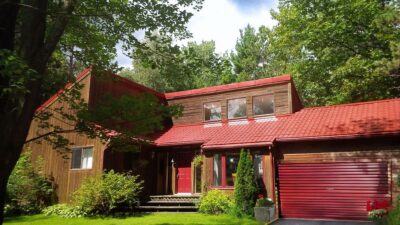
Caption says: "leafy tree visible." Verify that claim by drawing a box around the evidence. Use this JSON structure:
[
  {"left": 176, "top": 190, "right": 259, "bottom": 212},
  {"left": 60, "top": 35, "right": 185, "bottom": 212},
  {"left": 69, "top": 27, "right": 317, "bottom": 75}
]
[
  {"left": 234, "top": 150, "right": 257, "bottom": 216},
  {"left": 0, "top": 0, "right": 202, "bottom": 223},
  {"left": 121, "top": 35, "right": 234, "bottom": 92},
  {"left": 231, "top": 25, "right": 270, "bottom": 81},
  {"left": 265, "top": 0, "right": 400, "bottom": 106}
]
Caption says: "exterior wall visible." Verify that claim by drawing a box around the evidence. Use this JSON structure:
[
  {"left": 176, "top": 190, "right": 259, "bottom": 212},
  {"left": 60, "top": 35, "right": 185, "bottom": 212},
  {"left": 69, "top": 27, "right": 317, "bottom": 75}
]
[
  {"left": 26, "top": 74, "right": 108, "bottom": 202},
  {"left": 276, "top": 137, "right": 400, "bottom": 204},
  {"left": 167, "top": 82, "right": 291, "bottom": 125}
]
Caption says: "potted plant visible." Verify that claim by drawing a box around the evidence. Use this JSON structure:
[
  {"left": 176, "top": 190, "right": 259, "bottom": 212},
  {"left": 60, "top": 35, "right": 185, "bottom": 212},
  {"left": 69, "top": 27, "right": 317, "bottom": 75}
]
[{"left": 254, "top": 194, "right": 275, "bottom": 223}]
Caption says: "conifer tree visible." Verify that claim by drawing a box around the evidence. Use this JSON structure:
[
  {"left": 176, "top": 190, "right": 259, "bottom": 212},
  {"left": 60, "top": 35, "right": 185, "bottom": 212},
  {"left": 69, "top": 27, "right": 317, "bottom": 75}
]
[{"left": 234, "top": 149, "right": 257, "bottom": 216}]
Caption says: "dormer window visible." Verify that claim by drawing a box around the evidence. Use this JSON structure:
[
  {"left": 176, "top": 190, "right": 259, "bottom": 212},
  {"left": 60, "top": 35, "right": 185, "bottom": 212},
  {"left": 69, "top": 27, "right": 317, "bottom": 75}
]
[
  {"left": 204, "top": 102, "right": 221, "bottom": 121},
  {"left": 228, "top": 98, "right": 247, "bottom": 119},
  {"left": 253, "top": 94, "right": 274, "bottom": 116}
]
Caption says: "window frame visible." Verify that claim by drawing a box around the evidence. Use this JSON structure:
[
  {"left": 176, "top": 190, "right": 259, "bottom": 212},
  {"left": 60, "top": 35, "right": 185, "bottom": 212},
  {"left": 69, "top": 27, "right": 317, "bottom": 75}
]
[
  {"left": 70, "top": 146, "right": 94, "bottom": 170},
  {"left": 227, "top": 97, "right": 247, "bottom": 120},
  {"left": 209, "top": 152, "right": 263, "bottom": 189},
  {"left": 203, "top": 101, "right": 222, "bottom": 122},
  {"left": 252, "top": 94, "right": 275, "bottom": 117}
]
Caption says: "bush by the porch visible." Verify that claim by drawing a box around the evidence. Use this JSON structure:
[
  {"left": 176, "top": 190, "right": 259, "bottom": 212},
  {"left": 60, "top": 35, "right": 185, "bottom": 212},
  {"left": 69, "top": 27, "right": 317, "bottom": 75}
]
[
  {"left": 198, "top": 190, "right": 234, "bottom": 215},
  {"left": 72, "top": 170, "right": 143, "bottom": 215},
  {"left": 234, "top": 149, "right": 257, "bottom": 216}
]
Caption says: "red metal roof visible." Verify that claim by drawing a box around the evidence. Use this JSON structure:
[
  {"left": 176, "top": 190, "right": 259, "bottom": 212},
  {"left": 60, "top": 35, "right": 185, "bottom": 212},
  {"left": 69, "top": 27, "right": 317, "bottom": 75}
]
[
  {"left": 155, "top": 98, "right": 400, "bottom": 149},
  {"left": 164, "top": 75, "right": 291, "bottom": 99}
]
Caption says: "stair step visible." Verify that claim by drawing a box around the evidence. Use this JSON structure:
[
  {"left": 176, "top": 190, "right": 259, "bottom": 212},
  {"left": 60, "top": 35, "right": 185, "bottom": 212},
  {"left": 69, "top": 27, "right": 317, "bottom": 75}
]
[
  {"left": 137, "top": 206, "right": 198, "bottom": 210},
  {"left": 146, "top": 201, "right": 198, "bottom": 204}
]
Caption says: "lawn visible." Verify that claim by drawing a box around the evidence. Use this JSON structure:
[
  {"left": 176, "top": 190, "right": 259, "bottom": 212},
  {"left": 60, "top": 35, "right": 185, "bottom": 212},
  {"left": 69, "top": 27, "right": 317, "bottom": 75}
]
[{"left": 4, "top": 213, "right": 259, "bottom": 225}]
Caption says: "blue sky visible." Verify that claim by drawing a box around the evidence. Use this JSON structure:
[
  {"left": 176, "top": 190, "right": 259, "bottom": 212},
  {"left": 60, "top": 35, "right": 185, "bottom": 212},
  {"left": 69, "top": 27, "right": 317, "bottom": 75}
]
[{"left": 116, "top": 0, "right": 279, "bottom": 68}]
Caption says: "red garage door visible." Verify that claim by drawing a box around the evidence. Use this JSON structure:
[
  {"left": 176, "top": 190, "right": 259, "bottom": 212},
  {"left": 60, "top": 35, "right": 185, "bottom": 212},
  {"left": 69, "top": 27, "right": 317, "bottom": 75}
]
[{"left": 278, "top": 162, "right": 390, "bottom": 220}]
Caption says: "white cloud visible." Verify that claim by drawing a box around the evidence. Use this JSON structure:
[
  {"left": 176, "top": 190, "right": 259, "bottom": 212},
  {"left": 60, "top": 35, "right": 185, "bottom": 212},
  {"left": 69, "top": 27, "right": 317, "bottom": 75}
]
[
  {"left": 116, "top": 0, "right": 278, "bottom": 67},
  {"left": 181, "top": 0, "right": 278, "bottom": 53}
]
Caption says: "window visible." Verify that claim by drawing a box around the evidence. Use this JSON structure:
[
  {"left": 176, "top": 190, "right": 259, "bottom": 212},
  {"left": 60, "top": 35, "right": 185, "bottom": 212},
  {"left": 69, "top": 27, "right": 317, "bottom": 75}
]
[
  {"left": 204, "top": 102, "right": 221, "bottom": 121},
  {"left": 253, "top": 154, "right": 265, "bottom": 189},
  {"left": 211, "top": 153, "right": 239, "bottom": 187},
  {"left": 71, "top": 147, "right": 93, "bottom": 169},
  {"left": 253, "top": 95, "right": 274, "bottom": 116},
  {"left": 225, "top": 154, "right": 240, "bottom": 186},
  {"left": 228, "top": 98, "right": 247, "bottom": 119},
  {"left": 213, "top": 154, "right": 222, "bottom": 186}
]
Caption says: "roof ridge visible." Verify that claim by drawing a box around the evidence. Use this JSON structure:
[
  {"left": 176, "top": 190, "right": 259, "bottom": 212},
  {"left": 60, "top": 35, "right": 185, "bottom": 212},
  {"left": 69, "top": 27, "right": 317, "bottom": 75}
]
[
  {"left": 165, "top": 74, "right": 292, "bottom": 99},
  {"left": 299, "top": 98, "right": 400, "bottom": 112}
]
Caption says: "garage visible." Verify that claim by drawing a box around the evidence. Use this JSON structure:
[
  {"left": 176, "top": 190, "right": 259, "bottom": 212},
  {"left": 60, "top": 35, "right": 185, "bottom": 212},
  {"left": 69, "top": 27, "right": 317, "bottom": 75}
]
[{"left": 278, "top": 162, "right": 391, "bottom": 220}]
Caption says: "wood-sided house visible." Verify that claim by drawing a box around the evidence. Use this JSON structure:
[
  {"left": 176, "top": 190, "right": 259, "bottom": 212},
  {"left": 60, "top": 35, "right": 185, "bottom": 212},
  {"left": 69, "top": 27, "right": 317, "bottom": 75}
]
[{"left": 26, "top": 67, "right": 400, "bottom": 221}]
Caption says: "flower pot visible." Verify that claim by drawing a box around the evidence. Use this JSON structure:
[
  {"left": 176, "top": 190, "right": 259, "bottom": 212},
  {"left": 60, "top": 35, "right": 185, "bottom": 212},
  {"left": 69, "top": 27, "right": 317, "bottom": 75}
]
[{"left": 254, "top": 205, "right": 275, "bottom": 222}]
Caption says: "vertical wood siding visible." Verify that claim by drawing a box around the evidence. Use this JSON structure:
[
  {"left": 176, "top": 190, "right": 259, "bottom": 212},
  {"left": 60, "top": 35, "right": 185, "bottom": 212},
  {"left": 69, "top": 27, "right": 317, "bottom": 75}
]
[{"left": 167, "top": 83, "right": 290, "bottom": 125}]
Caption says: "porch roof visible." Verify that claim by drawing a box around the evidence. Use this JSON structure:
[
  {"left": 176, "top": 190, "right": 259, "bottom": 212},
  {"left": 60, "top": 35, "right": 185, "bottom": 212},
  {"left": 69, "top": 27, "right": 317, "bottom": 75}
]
[{"left": 154, "top": 98, "right": 400, "bottom": 149}]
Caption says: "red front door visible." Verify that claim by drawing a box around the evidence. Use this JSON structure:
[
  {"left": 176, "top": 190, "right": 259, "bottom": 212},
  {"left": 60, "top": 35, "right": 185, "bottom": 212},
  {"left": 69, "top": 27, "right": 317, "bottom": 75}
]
[{"left": 175, "top": 152, "right": 193, "bottom": 193}]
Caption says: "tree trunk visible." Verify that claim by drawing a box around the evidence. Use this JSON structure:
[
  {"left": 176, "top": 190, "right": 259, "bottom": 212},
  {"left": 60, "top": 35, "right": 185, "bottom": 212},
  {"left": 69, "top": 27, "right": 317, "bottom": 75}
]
[{"left": 0, "top": 1, "right": 76, "bottom": 224}]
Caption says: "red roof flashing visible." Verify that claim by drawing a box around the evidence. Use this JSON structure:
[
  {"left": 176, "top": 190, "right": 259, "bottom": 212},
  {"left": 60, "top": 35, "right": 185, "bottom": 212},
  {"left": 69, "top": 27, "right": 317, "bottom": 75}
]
[{"left": 165, "top": 75, "right": 291, "bottom": 99}]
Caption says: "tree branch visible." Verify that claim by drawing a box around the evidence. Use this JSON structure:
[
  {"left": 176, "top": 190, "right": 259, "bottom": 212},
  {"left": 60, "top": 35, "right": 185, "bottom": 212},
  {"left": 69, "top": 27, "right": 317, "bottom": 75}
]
[{"left": 24, "top": 129, "right": 76, "bottom": 144}]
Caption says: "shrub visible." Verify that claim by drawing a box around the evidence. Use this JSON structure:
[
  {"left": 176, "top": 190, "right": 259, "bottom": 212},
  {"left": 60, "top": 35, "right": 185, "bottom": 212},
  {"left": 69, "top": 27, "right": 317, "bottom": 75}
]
[
  {"left": 5, "top": 150, "right": 55, "bottom": 216},
  {"left": 73, "top": 170, "right": 143, "bottom": 215},
  {"left": 255, "top": 194, "right": 274, "bottom": 207},
  {"left": 198, "top": 190, "right": 234, "bottom": 214},
  {"left": 234, "top": 149, "right": 257, "bottom": 216},
  {"left": 42, "top": 204, "right": 86, "bottom": 218}
]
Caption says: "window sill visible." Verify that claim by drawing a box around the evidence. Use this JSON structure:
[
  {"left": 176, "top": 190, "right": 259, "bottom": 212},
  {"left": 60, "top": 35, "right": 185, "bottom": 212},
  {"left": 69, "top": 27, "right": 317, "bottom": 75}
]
[
  {"left": 209, "top": 186, "right": 234, "bottom": 190},
  {"left": 70, "top": 168, "right": 93, "bottom": 171}
]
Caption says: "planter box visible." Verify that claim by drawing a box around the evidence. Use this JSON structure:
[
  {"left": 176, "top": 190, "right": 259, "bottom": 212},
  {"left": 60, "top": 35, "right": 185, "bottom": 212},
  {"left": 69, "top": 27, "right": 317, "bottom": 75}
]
[{"left": 254, "top": 205, "right": 275, "bottom": 223}]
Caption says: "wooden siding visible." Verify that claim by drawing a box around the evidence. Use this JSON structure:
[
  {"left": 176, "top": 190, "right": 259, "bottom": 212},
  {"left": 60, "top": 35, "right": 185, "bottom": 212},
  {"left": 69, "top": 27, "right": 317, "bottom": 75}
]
[
  {"left": 167, "top": 83, "right": 290, "bottom": 125},
  {"left": 276, "top": 137, "right": 400, "bottom": 204},
  {"left": 26, "top": 74, "right": 108, "bottom": 202}
]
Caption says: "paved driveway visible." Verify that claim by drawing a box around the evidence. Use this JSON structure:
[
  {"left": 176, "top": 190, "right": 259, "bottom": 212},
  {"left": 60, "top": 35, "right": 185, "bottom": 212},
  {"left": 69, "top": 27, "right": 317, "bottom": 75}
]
[{"left": 274, "top": 219, "right": 372, "bottom": 225}]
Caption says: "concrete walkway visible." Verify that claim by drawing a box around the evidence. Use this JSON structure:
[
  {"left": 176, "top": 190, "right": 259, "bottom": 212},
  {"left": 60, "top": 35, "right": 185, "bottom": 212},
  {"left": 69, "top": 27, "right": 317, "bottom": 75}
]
[{"left": 274, "top": 219, "right": 372, "bottom": 225}]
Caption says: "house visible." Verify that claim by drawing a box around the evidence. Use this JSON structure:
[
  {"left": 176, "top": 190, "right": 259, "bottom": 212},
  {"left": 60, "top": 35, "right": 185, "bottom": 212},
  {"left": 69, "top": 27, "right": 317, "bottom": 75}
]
[{"left": 25, "top": 67, "right": 400, "bottom": 221}]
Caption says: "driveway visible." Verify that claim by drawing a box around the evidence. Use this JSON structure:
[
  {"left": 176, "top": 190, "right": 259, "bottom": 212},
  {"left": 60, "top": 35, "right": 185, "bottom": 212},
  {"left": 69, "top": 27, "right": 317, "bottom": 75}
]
[{"left": 274, "top": 219, "right": 372, "bottom": 225}]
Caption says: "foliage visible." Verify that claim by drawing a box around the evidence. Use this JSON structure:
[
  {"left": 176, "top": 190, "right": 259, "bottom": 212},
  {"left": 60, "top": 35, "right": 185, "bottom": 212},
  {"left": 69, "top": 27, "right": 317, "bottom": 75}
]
[
  {"left": 5, "top": 150, "right": 55, "bottom": 216},
  {"left": 193, "top": 154, "right": 203, "bottom": 167},
  {"left": 231, "top": 25, "right": 270, "bottom": 81},
  {"left": 198, "top": 190, "right": 234, "bottom": 215},
  {"left": 255, "top": 194, "right": 273, "bottom": 207},
  {"left": 387, "top": 177, "right": 400, "bottom": 225},
  {"left": 234, "top": 150, "right": 257, "bottom": 216},
  {"left": 3, "top": 213, "right": 260, "bottom": 225},
  {"left": 72, "top": 170, "right": 143, "bottom": 215},
  {"left": 42, "top": 204, "right": 86, "bottom": 218},
  {"left": 369, "top": 209, "right": 389, "bottom": 225},
  {"left": 264, "top": 0, "right": 400, "bottom": 106},
  {"left": 120, "top": 35, "right": 234, "bottom": 92}
]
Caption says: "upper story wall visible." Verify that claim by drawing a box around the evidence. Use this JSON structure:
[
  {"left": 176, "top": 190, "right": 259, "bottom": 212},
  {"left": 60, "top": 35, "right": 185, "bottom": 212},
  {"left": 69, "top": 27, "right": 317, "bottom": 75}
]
[{"left": 166, "top": 76, "right": 302, "bottom": 125}]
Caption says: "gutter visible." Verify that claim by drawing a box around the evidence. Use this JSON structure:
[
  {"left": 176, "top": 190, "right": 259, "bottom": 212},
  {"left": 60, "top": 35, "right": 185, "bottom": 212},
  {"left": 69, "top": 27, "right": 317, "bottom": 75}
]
[
  {"left": 276, "top": 131, "right": 400, "bottom": 143},
  {"left": 202, "top": 141, "right": 273, "bottom": 150}
]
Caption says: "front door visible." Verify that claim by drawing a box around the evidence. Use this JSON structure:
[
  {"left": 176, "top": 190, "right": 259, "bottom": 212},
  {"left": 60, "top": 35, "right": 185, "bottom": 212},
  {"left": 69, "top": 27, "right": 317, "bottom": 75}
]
[{"left": 175, "top": 152, "right": 193, "bottom": 193}]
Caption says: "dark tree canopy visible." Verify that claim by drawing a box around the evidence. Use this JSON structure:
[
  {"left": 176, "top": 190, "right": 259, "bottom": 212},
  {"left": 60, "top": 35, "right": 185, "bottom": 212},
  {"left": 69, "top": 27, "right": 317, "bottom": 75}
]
[{"left": 0, "top": 0, "right": 203, "bottom": 223}]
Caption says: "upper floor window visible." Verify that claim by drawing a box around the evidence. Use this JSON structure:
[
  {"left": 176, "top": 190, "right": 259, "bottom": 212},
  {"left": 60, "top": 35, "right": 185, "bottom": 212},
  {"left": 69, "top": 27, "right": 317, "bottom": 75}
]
[
  {"left": 71, "top": 147, "right": 93, "bottom": 169},
  {"left": 253, "top": 94, "right": 274, "bottom": 116},
  {"left": 228, "top": 98, "right": 247, "bottom": 119},
  {"left": 204, "top": 102, "right": 222, "bottom": 121}
]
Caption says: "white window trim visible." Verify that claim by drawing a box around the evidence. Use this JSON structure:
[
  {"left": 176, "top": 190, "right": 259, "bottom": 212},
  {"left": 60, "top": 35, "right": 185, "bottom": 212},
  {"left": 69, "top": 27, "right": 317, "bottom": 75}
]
[{"left": 70, "top": 146, "right": 94, "bottom": 170}]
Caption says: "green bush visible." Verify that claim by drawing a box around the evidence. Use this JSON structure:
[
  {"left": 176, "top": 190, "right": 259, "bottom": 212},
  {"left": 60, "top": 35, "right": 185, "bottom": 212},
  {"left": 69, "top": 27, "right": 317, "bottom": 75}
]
[
  {"left": 234, "top": 149, "right": 257, "bottom": 217},
  {"left": 5, "top": 150, "right": 55, "bottom": 216},
  {"left": 73, "top": 170, "right": 143, "bottom": 215},
  {"left": 42, "top": 204, "right": 86, "bottom": 218},
  {"left": 198, "top": 190, "right": 234, "bottom": 215}
]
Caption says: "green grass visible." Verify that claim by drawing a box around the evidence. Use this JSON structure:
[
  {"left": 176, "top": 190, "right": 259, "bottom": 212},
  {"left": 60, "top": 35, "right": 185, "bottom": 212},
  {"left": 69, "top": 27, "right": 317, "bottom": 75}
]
[{"left": 4, "top": 213, "right": 259, "bottom": 225}]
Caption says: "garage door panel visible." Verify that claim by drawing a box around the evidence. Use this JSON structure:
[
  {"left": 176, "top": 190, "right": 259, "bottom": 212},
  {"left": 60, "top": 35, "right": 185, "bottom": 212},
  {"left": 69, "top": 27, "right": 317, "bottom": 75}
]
[{"left": 278, "top": 162, "right": 390, "bottom": 220}]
